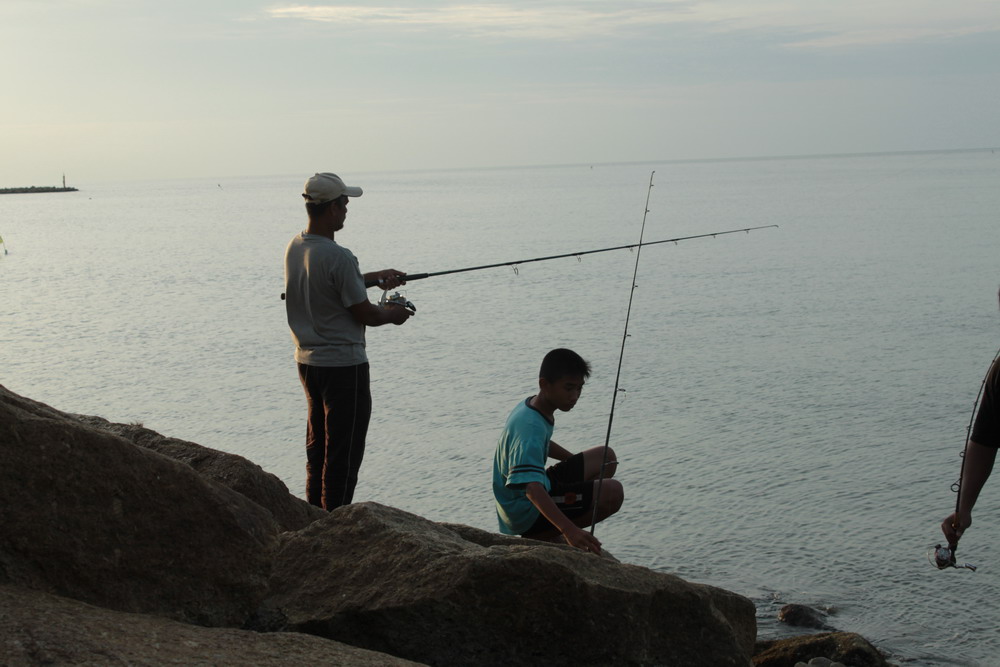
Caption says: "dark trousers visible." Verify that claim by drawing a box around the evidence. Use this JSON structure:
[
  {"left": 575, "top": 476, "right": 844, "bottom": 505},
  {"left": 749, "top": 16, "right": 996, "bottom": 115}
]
[{"left": 297, "top": 362, "right": 372, "bottom": 510}]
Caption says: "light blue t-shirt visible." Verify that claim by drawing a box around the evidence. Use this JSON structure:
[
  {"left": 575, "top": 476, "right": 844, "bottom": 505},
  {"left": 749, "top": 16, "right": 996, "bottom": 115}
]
[{"left": 493, "top": 397, "right": 553, "bottom": 535}]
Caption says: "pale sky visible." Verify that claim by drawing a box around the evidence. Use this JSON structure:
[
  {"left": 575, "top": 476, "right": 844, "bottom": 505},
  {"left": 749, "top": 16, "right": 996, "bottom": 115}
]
[{"left": 2, "top": 0, "right": 998, "bottom": 183}]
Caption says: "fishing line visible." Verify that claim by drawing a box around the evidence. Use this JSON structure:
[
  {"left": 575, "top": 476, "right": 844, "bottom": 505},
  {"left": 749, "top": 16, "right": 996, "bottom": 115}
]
[
  {"left": 590, "top": 170, "right": 656, "bottom": 536},
  {"left": 931, "top": 344, "right": 1000, "bottom": 571}
]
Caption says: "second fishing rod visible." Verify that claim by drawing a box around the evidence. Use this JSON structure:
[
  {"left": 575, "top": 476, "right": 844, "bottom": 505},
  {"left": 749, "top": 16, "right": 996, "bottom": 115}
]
[{"left": 587, "top": 170, "right": 656, "bottom": 537}]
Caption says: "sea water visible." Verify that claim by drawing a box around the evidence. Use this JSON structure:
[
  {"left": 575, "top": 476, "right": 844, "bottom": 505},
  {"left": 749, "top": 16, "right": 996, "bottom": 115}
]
[{"left": 2, "top": 150, "right": 999, "bottom": 665}]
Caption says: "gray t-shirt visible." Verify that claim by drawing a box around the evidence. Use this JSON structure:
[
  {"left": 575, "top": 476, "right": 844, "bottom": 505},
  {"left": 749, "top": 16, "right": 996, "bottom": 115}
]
[{"left": 284, "top": 232, "right": 369, "bottom": 366}]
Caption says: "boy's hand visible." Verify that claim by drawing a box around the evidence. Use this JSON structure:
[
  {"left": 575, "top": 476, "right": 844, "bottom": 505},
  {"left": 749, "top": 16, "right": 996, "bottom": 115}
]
[{"left": 562, "top": 525, "right": 602, "bottom": 555}]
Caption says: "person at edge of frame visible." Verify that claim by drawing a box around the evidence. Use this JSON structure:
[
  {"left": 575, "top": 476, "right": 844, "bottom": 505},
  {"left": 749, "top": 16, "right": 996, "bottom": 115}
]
[
  {"left": 493, "top": 348, "right": 624, "bottom": 555},
  {"left": 941, "top": 287, "right": 1000, "bottom": 546},
  {"left": 284, "top": 172, "right": 411, "bottom": 511}
]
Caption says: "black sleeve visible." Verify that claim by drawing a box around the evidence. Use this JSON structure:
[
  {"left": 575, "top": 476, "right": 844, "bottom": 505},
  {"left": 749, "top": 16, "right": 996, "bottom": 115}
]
[{"left": 971, "top": 358, "right": 1000, "bottom": 448}]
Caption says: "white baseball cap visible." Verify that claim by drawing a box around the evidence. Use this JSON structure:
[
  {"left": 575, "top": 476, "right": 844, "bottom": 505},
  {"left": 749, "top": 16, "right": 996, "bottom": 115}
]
[{"left": 302, "top": 172, "right": 363, "bottom": 204}]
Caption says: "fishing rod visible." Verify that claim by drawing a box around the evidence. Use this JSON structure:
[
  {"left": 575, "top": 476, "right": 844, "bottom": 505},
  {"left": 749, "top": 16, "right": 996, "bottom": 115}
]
[
  {"left": 363, "top": 224, "right": 778, "bottom": 288},
  {"left": 590, "top": 170, "right": 656, "bottom": 537},
  {"left": 279, "top": 223, "right": 778, "bottom": 300},
  {"left": 930, "top": 345, "right": 1000, "bottom": 572}
]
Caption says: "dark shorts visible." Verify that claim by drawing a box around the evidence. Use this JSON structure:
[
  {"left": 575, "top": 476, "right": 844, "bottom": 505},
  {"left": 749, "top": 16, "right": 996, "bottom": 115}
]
[{"left": 521, "top": 452, "right": 595, "bottom": 537}]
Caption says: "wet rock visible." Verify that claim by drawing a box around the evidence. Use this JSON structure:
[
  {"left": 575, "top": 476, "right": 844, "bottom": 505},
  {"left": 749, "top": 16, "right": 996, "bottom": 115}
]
[
  {"left": 0, "top": 384, "right": 279, "bottom": 627},
  {"left": 779, "top": 603, "right": 834, "bottom": 630},
  {"left": 263, "top": 502, "right": 757, "bottom": 667},
  {"left": 753, "top": 632, "right": 894, "bottom": 667},
  {"left": 794, "top": 658, "right": 847, "bottom": 667},
  {"left": 76, "top": 414, "right": 326, "bottom": 532},
  {"left": 0, "top": 582, "right": 423, "bottom": 666}
]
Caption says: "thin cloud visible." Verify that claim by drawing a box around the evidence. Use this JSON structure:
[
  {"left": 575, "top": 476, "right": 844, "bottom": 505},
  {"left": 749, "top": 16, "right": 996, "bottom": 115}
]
[
  {"left": 785, "top": 25, "right": 1000, "bottom": 50},
  {"left": 265, "top": 2, "right": 1000, "bottom": 48},
  {"left": 265, "top": 4, "right": 693, "bottom": 40},
  {"left": 692, "top": 1, "right": 1000, "bottom": 49}
]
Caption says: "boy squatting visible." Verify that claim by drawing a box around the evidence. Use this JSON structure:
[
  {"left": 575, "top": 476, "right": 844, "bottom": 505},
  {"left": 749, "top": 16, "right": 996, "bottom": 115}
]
[{"left": 493, "top": 348, "right": 624, "bottom": 554}]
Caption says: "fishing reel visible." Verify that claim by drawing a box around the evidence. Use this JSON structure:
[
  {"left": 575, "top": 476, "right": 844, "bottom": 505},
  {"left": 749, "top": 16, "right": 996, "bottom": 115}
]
[
  {"left": 927, "top": 544, "right": 977, "bottom": 572},
  {"left": 379, "top": 290, "right": 416, "bottom": 315}
]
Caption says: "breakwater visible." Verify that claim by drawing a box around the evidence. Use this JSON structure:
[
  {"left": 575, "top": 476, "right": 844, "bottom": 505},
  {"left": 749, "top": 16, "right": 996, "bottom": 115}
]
[{"left": 0, "top": 185, "right": 78, "bottom": 194}]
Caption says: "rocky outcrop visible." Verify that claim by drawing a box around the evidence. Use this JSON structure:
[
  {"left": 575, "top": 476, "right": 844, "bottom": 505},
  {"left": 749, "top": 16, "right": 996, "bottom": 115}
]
[
  {"left": 75, "top": 414, "right": 325, "bottom": 533},
  {"left": 264, "top": 502, "right": 757, "bottom": 666},
  {"left": 0, "top": 386, "right": 281, "bottom": 626},
  {"left": 0, "top": 383, "right": 765, "bottom": 665},
  {"left": 0, "top": 583, "right": 423, "bottom": 666},
  {"left": 753, "top": 632, "right": 893, "bottom": 667}
]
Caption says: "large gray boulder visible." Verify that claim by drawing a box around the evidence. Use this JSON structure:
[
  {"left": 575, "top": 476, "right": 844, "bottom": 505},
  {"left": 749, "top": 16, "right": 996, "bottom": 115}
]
[
  {"left": 75, "top": 414, "right": 326, "bottom": 533},
  {"left": 0, "top": 582, "right": 424, "bottom": 666},
  {"left": 264, "top": 502, "right": 757, "bottom": 666},
  {"left": 0, "top": 384, "right": 279, "bottom": 627}
]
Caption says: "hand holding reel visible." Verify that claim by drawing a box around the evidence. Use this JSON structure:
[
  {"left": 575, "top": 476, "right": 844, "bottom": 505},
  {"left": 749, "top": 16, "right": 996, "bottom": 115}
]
[{"left": 379, "top": 290, "right": 416, "bottom": 315}]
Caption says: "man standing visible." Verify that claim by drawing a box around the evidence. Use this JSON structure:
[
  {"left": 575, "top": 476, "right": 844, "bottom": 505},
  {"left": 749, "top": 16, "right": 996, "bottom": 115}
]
[{"left": 284, "top": 172, "right": 411, "bottom": 510}]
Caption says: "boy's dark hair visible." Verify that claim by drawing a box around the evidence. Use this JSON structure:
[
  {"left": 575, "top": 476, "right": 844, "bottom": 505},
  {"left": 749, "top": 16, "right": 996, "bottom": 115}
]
[{"left": 539, "top": 348, "right": 591, "bottom": 383}]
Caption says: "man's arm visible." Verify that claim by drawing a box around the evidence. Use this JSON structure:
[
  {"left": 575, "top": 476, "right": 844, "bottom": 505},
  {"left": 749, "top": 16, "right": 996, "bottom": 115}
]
[
  {"left": 942, "top": 440, "right": 998, "bottom": 544},
  {"left": 525, "top": 481, "right": 602, "bottom": 554},
  {"left": 348, "top": 300, "right": 411, "bottom": 327}
]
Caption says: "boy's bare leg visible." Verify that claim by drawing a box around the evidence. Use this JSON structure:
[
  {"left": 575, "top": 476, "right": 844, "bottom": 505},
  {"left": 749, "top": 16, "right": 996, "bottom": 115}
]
[
  {"left": 580, "top": 446, "right": 618, "bottom": 480},
  {"left": 585, "top": 478, "right": 624, "bottom": 525}
]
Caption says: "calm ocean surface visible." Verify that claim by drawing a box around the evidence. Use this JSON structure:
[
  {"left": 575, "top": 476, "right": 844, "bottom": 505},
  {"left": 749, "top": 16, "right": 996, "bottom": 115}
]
[{"left": 3, "top": 150, "right": 999, "bottom": 665}]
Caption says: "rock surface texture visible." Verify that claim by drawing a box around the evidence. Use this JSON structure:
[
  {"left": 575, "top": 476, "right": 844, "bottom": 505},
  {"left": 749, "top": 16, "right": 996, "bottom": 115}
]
[
  {"left": 75, "top": 414, "right": 325, "bottom": 533},
  {"left": 264, "top": 502, "right": 757, "bottom": 666},
  {"left": 0, "top": 583, "right": 422, "bottom": 666},
  {"left": 0, "top": 386, "right": 278, "bottom": 627}
]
